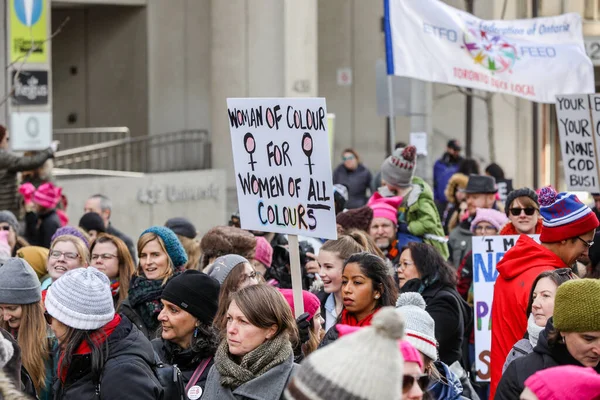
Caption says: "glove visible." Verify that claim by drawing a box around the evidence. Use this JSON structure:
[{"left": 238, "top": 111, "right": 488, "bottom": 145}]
[{"left": 295, "top": 312, "right": 311, "bottom": 344}]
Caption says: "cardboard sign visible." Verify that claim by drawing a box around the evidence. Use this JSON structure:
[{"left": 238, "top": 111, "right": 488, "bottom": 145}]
[
  {"left": 472, "top": 234, "right": 539, "bottom": 382},
  {"left": 227, "top": 98, "right": 337, "bottom": 240},
  {"left": 555, "top": 94, "right": 600, "bottom": 192}
]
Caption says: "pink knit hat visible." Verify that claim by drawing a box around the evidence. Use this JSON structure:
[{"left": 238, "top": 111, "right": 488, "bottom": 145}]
[
  {"left": 470, "top": 208, "right": 508, "bottom": 233},
  {"left": 369, "top": 201, "right": 398, "bottom": 226},
  {"left": 399, "top": 340, "right": 423, "bottom": 371},
  {"left": 278, "top": 288, "right": 321, "bottom": 320},
  {"left": 525, "top": 365, "right": 600, "bottom": 400},
  {"left": 33, "top": 183, "right": 62, "bottom": 209},
  {"left": 254, "top": 236, "right": 273, "bottom": 268}
]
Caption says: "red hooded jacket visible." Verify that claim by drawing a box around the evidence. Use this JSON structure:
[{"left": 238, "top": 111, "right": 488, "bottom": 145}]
[{"left": 489, "top": 234, "right": 567, "bottom": 399}]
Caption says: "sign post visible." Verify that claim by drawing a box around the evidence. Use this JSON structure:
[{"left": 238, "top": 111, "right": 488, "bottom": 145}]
[{"left": 227, "top": 98, "right": 337, "bottom": 317}]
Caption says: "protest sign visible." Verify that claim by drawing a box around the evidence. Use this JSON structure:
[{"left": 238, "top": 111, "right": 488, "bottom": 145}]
[
  {"left": 472, "top": 234, "right": 539, "bottom": 382},
  {"left": 555, "top": 94, "right": 600, "bottom": 192},
  {"left": 384, "top": 0, "right": 594, "bottom": 103}
]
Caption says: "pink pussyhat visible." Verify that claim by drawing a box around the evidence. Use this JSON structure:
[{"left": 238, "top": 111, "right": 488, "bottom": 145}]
[
  {"left": 369, "top": 201, "right": 398, "bottom": 226},
  {"left": 525, "top": 365, "right": 600, "bottom": 400},
  {"left": 33, "top": 183, "right": 62, "bottom": 209}
]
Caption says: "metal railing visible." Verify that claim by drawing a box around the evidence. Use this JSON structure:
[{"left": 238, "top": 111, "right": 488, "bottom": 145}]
[
  {"left": 54, "top": 129, "right": 211, "bottom": 173},
  {"left": 53, "top": 127, "right": 131, "bottom": 150}
]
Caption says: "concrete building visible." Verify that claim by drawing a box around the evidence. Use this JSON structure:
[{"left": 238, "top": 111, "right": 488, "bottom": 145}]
[{"left": 3, "top": 0, "right": 600, "bottom": 215}]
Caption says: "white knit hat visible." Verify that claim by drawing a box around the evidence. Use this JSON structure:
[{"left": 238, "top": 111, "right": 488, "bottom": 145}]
[
  {"left": 285, "top": 307, "right": 405, "bottom": 400},
  {"left": 45, "top": 267, "right": 115, "bottom": 330},
  {"left": 396, "top": 292, "right": 438, "bottom": 361}
]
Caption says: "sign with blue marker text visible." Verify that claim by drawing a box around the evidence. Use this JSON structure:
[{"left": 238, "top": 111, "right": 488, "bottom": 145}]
[
  {"left": 472, "top": 234, "right": 539, "bottom": 382},
  {"left": 227, "top": 98, "right": 337, "bottom": 240}
]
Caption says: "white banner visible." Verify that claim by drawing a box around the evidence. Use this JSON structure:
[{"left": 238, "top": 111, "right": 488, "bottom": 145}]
[
  {"left": 384, "top": 0, "right": 594, "bottom": 103},
  {"left": 472, "top": 234, "right": 539, "bottom": 382},
  {"left": 227, "top": 98, "right": 337, "bottom": 240}
]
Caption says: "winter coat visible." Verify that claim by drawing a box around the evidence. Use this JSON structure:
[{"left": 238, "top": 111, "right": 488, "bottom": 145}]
[
  {"left": 433, "top": 153, "right": 462, "bottom": 204},
  {"left": 24, "top": 209, "right": 61, "bottom": 249},
  {"left": 202, "top": 354, "right": 298, "bottom": 400},
  {"left": 151, "top": 338, "right": 214, "bottom": 395},
  {"left": 495, "top": 320, "right": 600, "bottom": 400},
  {"left": 386, "top": 176, "right": 449, "bottom": 258},
  {"left": 118, "top": 298, "right": 159, "bottom": 340},
  {"left": 428, "top": 361, "right": 463, "bottom": 400},
  {"left": 0, "top": 148, "right": 54, "bottom": 217},
  {"left": 502, "top": 338, "right": 533, "bottom": 373},
  {"left": 489, "top": 235, "right": 567, "bottom": 399},
  {"left": 332, "top": 163, "right": 372, "bottom": 209},
  {"left": 53, "top": 316, "right": 162, "bottom": 400},
  {"left": 448, "top": 218, "right": 473, "bottom": 268}
]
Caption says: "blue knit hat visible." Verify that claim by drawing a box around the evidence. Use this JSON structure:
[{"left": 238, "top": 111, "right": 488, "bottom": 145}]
[{"left": 140, "top": 226, "right": 188, "bottom": 268}]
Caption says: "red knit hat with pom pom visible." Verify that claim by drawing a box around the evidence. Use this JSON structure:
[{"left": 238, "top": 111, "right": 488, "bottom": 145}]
[
  {"left": 380, "top": 145, "right": 417, "bottom": 188},
  {"left": 538, "top": 186, "right": 599, "bottom": 243}
]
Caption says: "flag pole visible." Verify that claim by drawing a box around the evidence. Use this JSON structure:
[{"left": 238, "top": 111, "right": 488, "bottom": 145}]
[{"left": 384, "top": 0, "right": 396, "bottom": 155}]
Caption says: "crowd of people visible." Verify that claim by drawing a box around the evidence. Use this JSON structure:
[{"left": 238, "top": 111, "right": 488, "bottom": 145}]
[{"left": 0, "top": 130, "right": 599, "bottom": 399}]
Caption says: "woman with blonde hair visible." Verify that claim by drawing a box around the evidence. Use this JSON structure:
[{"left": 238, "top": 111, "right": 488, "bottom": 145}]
[
  {"left": 119, "top": 226, "right": 188, "bottom": 340},
  {"left": 41, "top": 234, "right": 89, "bottom": 298},
  {"left": 90, "top": 234, "right": 135, "bottom": 309},
  {"left": 0, "top": 258, "right": 57, "bottom": 400}
]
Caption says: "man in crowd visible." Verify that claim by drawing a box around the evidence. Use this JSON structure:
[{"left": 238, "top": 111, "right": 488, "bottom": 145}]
[
  {"left": 368, "top": 200, "right": 400, "bottom": 267},
  {"left": 447, "top": 174, "right": 498, "bottom": 267},
  {"left": 84, "top": 194, "right": 136, "bottom": 261},
  {"left": 489, "top": 188, "right": 599, "bottom": 398},
  {"left": 433, "top": 139, "right": 463, "bottom": 215}
]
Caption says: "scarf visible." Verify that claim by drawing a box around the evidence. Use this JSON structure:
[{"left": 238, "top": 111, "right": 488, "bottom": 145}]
[
  {"left": 215, "top": 334, "right": 292, "bottom": 390},
  {"left": 527, "top": 313, "right": 544, "bottom": 348},
  {"left": 110, "top": 280, "right": 120, "bottom": 299},
  {"left": 339, "top": 308, "right": 378, "bottom": 327},
  {"left": 128, "top": 271, "right": 182, "bottom": 333}
]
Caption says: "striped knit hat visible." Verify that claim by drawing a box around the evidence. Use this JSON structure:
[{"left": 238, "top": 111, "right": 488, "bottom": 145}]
[
  {"left": 45, "top": 267, "right": 115, "bottom": 330},
  {"left": 538, "top": 187, "right": 599, "bottom": 243},
  {"left": 285, "top": 307, "right": 405, "bottom": 400},
  {"left": 396, "top": 292, "right": 438, "bottom": 361},
  {"left": 380, "top": 146, "right": 417, "bottom": 188}
]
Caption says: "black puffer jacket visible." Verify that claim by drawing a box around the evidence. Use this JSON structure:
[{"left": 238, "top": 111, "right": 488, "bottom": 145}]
[
  {"left": 332, "top": 163, "right": 372, "bottom": 209},
  {"left": 53, "top": 316, "right": 163, "bottom": 399},
  {"left": 496, "top": 319, "right": 600, "bottom": 400},
  {"left": 151, "top": 339, "right": 214, "bottom": 397}
]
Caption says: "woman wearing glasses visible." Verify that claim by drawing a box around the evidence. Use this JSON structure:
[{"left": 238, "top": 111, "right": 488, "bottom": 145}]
[
  {"left": 0, "top": 258, "right": 58, "bottom": 400},
  {"left": 332, "top": 148, "right": 372, "bottom": 209},
  {"left": 503, "top": 268, "right": 575, "bottom": 372},
  {"left": 500, "top": 188, "right": 542, "bottom": 235},
  {"left": 42, "top": 235, "right": 89, "bottom": 299},
  {"left": 398, "top": 242, "right": 470, "bottom": 367},
  {"left": 89, "top": 234, "right": 135, "bottom": 309}
]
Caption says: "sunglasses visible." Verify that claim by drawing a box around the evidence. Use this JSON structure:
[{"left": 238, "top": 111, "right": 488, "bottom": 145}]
[
  {"left": 403, "top": 373, "right": 429, "bottom": 393},
  {"left": 509, "top": 207, "right": 537, "bottom": 216},
  {"left": 556, "top": 268, "right": 577, "bottom": 279},
  {"left": 44, "top": 311, "right": 53, "bottom": 325},
  {"left": 0, "top": 226, "right": 10, "bottom": 231},
  {"left": 342, "top": 155, "right": 356, "bottom": 161}
]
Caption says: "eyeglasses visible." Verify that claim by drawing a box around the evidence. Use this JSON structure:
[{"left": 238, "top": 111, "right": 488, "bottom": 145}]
[
  {"left": 474, "top": 225, "right": 498, "bottom": 233},
  {"left": 397, "top": 261, "right": 414, "bottom": 270},
  {"left": 44, "top": 311, "right": 53, "bottom": 325},
  {"left": 49, "top": 250, "right": 79, "bottom": 260},
  {"left": 91, "top": 253, "right": 118, "bottom": 261},
  {"left": 342, "top": 155, "right": 356, "bottom": 161},
  {"left": 403, "top": 373, "right": 429, "bottom": 393},
  {"left": 509, "top": 207, "right": 537, "bottom": 216},
  {"left": 0, "top": 226, "right": 10, "bottom": 231},
  {"left": 576, "top": 236, "right": 594, "bottom": 248}
]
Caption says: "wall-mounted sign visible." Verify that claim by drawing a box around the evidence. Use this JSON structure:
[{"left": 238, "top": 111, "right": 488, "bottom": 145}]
[
  {"left": 11, "top": 70, "right": 48, "bottom": 105},
  {"left": 9, "top": 0, "right": 48, "bottom": 63},
  {"left": 10, "top": 111, "right": 52, "bottom": 150}
]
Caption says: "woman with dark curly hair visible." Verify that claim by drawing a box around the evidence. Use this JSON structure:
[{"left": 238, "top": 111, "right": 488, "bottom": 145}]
[
  {"left": 152, "top": 270, "right": 221, "bottom": 397},
  {"left": 398, "top": 242, "right": 470, "bottom": 366}
]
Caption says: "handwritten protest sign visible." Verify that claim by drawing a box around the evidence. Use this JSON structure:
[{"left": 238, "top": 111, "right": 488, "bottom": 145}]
[
  {"left": 227, "top": 98, "right": 336, "bottom": 240},
  {"left": 472, "top": 234, "right": 539, "bottom": 382},
  {"left": 555, "top": 94, "right": 600, "bottom": 192}
]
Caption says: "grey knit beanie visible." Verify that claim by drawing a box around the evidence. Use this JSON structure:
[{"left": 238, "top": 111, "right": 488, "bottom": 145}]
[
  {"left": 208, "top": 254, "right": 249, "bottom": 285},
  {"left": 396, "top": 292, "right": 438, "bottom": 361},
  {"left": 0, "top": 258, "right": 41, "bottom": 304},
  {"left": 0, "top": 211, "right": 19, "bottom": 233},
  {"left": 380, "top": 146, "right": 417, "bottom": 188},
  {"left": 45, "top": 267, "right": 115, "bottom": 330},
  {"left": 505, "top": 187, "right": 539, "bottom": 216}
]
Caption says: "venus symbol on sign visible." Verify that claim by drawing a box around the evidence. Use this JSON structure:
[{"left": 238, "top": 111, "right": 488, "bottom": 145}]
[
  {"left": 302, "top": 132, "right": 314, "bottom": 175},
  {"left": 243, "top": 133, "right": 257, "bottom": 172}
]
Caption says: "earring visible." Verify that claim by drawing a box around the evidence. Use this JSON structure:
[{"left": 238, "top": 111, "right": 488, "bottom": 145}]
[
  {"left": 193, "top": 325, "right": 199, "bottom": 338},
  {"left": 375, "top": 294, "right": 380, "bottom": 299}
]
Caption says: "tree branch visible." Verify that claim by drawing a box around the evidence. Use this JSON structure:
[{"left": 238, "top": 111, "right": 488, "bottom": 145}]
[{"left": 434, "top": 89, "right": 460, "bottom": 101}]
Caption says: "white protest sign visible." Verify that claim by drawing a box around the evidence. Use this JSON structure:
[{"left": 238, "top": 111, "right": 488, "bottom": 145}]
[
  {"left": 410, "top": 132, "right": 428, "bottom": 155},
  {"left": 555, "top": 94, "right": 600, "bottom": 192},
  {"left": 472, "top": 234, "right": 539, "bottom": 382},
  {"left": 227, "top": 98, "right": 337, "bottom": 240}
]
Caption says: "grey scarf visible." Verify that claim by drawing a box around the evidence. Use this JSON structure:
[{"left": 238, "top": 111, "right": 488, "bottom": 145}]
[{"left": 215, "top": 334, "right": 292, "bottom": 390}]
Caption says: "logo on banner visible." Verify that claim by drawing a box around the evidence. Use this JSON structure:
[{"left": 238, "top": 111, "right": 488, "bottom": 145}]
[
  {"left": 462, "top": 23, "right": 518, "bottom": 74},
  {"left": 14, "top": 0, "right": 43, "bottom": 26},
  {"left": 9, "top": 0, "right": 47, "bottom": 63},
  {"left": 11, "top": 70, "right": 48, "bottom": 105}
]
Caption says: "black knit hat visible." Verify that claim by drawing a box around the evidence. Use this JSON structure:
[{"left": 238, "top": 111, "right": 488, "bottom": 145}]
[
  {"left": 505, "top": 187, "right": 539, "bottom": 216},
  {"left": 161, "top": 270, "right": 220, "bottom": 325},
  {"left": 79, "top": 212, "right": 106, "bottom": 233}
]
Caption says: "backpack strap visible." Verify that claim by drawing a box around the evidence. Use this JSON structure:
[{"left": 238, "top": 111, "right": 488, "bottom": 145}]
[{"left": 185, "top": 357, "right": 212, "bottom": 392}]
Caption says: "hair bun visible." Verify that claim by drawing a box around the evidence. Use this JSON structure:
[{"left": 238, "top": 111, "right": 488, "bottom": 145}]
[
  {"left": 402, "top": 145, "right": 417, "bottom": 162},
  {"left": 396, "top": 292, "right": 427, "bottom": 309},
  {"left": 371, "top": 307, "right": 405, "bottom": 340},
  {"left": 538, "top": 186, "right": 557, "bottom": 207}
]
